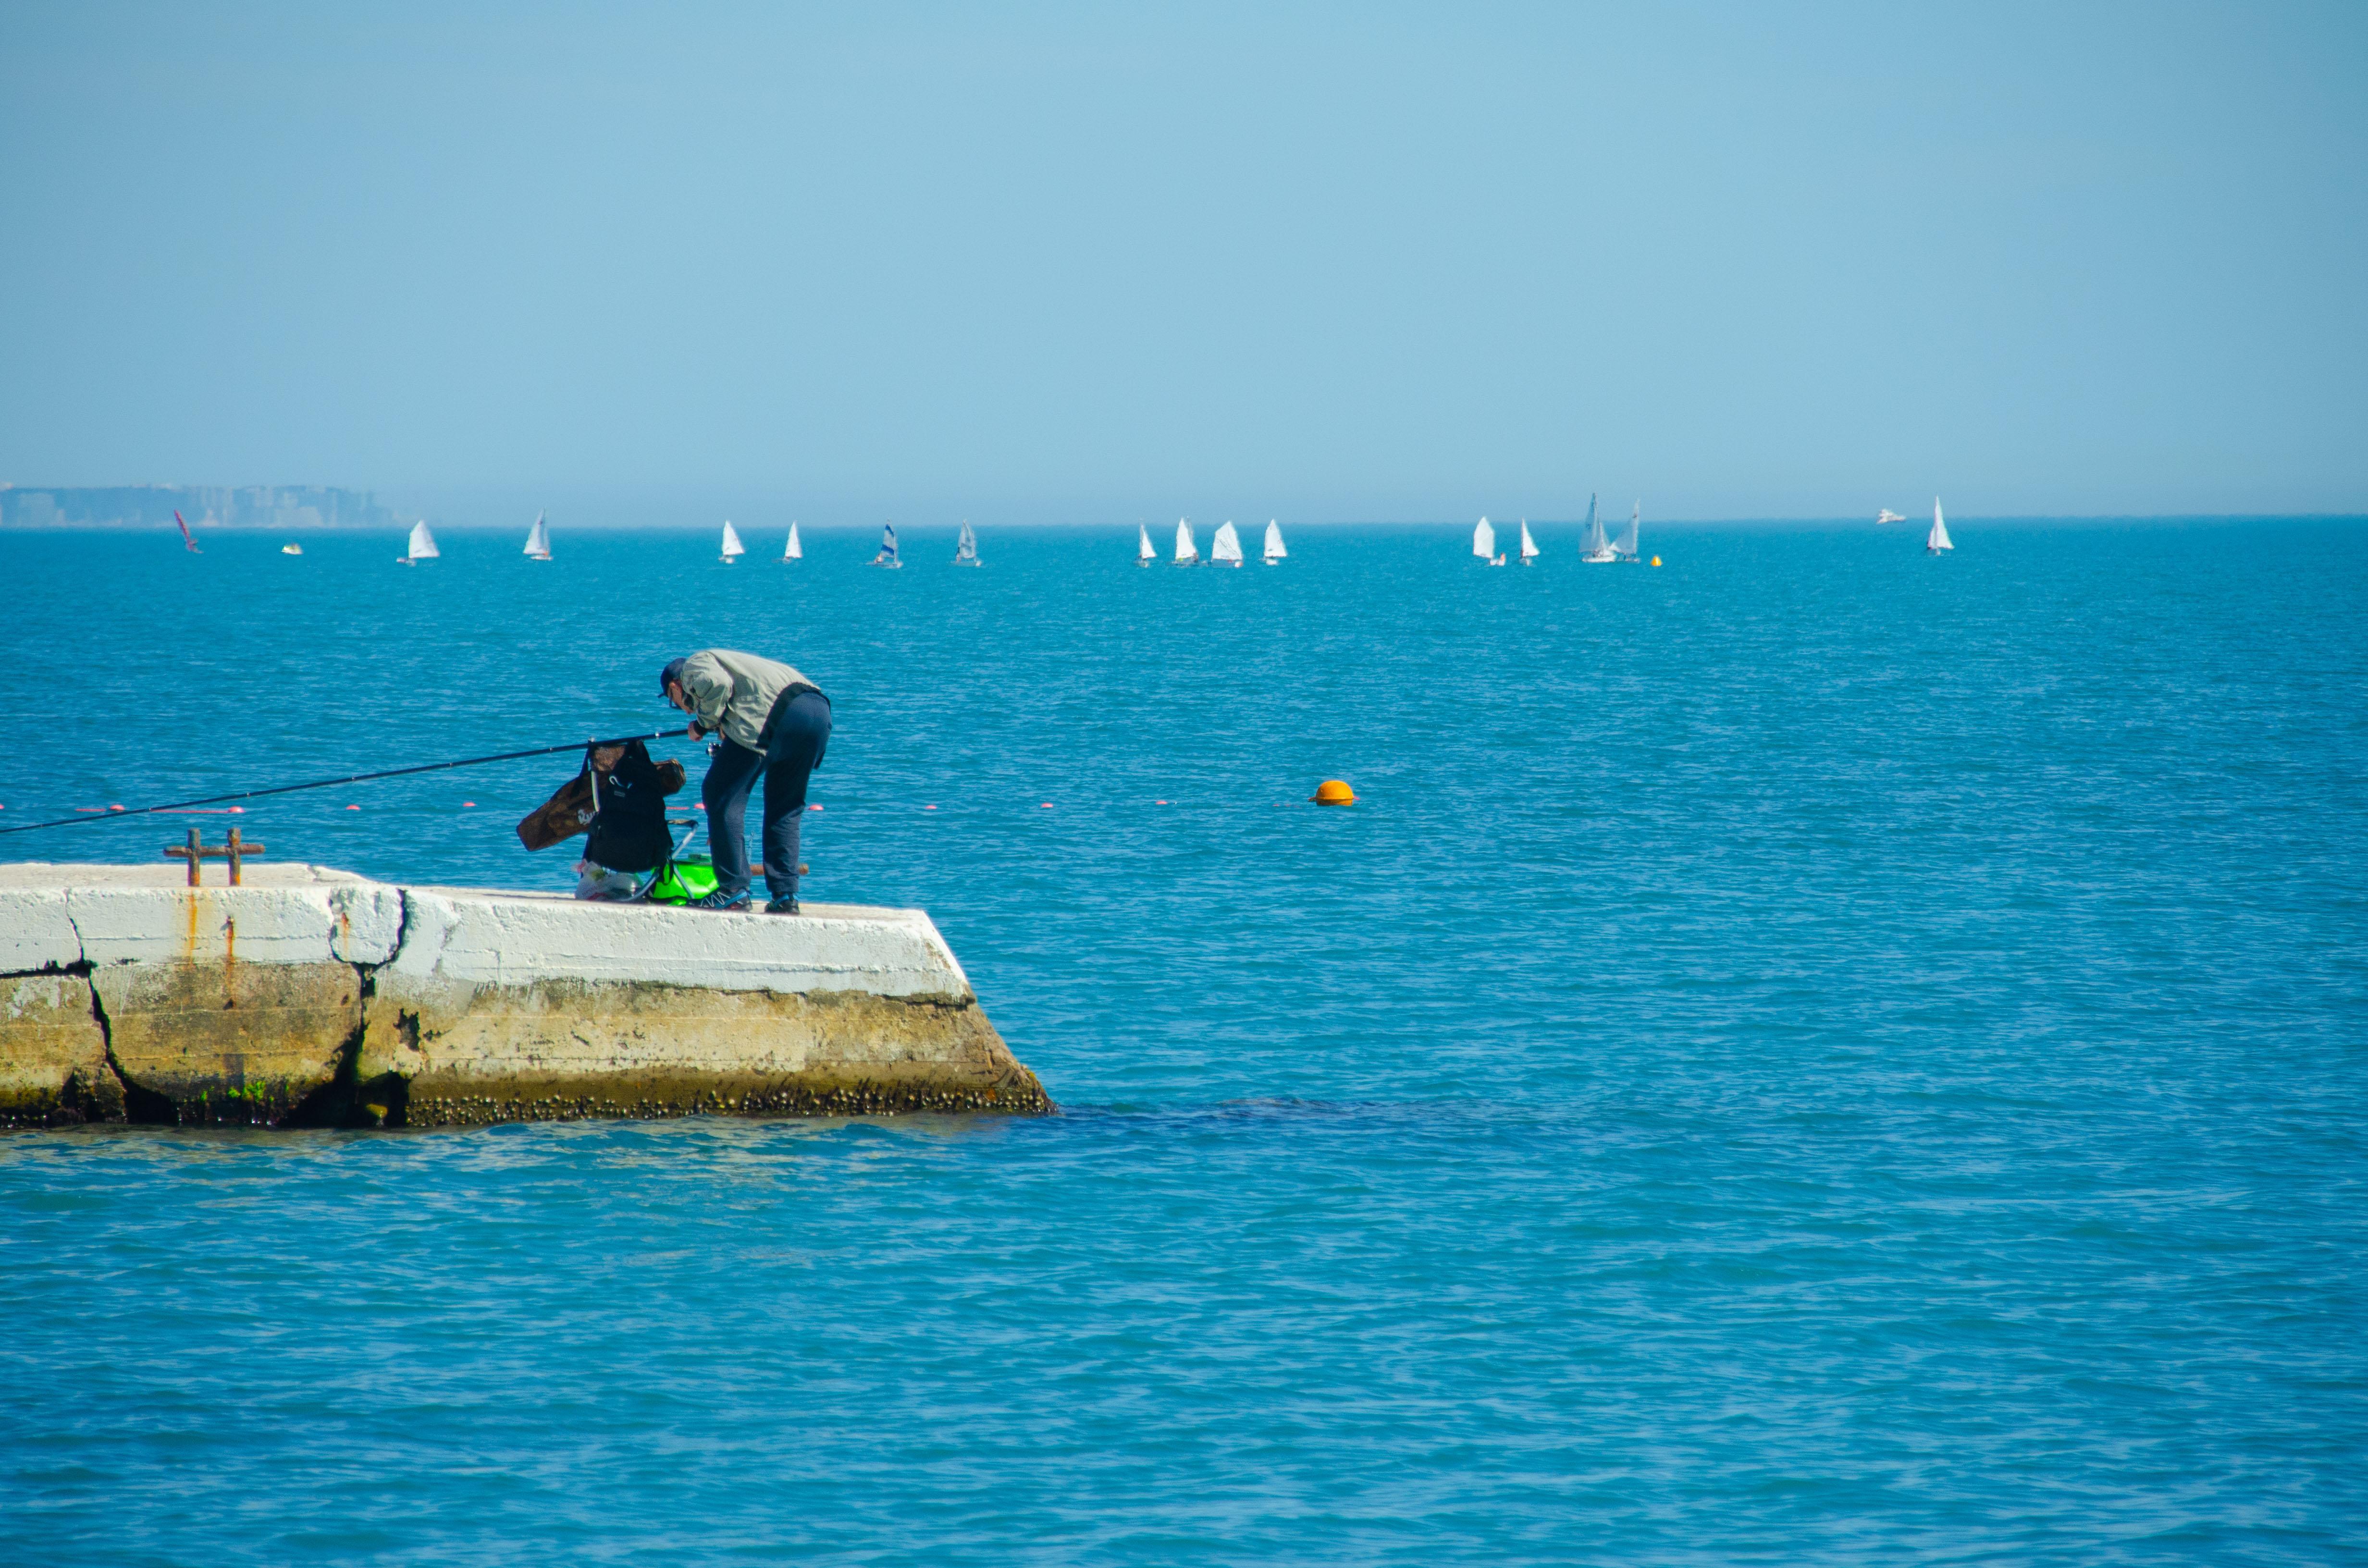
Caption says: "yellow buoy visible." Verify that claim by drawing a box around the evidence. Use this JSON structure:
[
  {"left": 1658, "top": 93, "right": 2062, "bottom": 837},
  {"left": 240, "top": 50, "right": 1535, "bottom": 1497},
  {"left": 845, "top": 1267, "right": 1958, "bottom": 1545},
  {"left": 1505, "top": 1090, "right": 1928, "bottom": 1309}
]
[
  {"left": 1310, "top": 779, "right": 1356, "bottom": 805},
  {"left": 1650, "top": 555, "right": 1662, "bottom": 566}
]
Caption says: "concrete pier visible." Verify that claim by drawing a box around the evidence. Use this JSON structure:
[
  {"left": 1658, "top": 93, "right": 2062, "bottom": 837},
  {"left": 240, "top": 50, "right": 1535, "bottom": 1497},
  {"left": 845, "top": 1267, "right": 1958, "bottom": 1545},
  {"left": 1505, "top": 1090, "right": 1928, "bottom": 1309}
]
[{"left": 0, "top": 863, "right": 1048, "bottom": 1129}]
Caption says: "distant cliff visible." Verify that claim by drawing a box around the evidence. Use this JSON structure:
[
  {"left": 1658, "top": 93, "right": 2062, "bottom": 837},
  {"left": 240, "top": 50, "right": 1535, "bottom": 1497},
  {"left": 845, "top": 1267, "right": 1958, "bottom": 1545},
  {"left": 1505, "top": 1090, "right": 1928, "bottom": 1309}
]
[{"left": 0, "top": 483, "right": 399, "bottom": 532}]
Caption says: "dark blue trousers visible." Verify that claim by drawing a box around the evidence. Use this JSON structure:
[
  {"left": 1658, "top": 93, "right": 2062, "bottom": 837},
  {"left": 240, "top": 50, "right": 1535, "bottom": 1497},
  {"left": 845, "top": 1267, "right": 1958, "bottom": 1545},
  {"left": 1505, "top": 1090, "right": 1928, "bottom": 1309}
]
[{"left": 702, "top": 690, "right": 831, "bottom": 902}]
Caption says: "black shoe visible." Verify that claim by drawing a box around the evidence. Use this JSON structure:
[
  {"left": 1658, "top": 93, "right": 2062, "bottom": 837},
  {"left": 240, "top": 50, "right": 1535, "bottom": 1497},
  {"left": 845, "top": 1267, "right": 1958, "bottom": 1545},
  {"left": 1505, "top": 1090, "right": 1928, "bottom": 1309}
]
[
  {"left": 689, "top": 891, "right": 751, "bottom": 911},
  {"left": 764, "top": 898, "right": 801, "bottom": 915}
]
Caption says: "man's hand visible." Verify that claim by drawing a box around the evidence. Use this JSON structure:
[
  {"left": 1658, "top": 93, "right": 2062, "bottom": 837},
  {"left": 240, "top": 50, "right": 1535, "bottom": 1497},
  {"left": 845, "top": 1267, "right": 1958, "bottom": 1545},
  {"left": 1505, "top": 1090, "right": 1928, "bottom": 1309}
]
[{"left": 687, "top": 719, "right": 708, "bottom": 739}]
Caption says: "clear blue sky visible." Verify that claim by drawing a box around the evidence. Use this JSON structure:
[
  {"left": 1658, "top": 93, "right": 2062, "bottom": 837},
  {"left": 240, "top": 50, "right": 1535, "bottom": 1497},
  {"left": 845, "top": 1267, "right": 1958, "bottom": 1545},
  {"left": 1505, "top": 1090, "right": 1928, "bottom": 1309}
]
[{"left": 2, "top": 1, "right": 2362, "bottom": 522}]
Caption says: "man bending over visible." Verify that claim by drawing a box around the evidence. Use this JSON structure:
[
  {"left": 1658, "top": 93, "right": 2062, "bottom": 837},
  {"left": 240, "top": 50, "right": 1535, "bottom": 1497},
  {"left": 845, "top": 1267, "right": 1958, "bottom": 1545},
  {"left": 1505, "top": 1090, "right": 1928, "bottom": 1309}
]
[{"left": 661, "top": 649, "right": 831, "bottom": 913}]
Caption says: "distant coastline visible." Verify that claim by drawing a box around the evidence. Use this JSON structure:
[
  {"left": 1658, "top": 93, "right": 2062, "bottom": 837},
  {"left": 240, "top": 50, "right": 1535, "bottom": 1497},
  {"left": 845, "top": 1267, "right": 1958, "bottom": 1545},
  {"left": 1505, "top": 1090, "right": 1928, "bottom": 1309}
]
[{"left": 0, "top": 483, "right": 401, "bottom": 532}]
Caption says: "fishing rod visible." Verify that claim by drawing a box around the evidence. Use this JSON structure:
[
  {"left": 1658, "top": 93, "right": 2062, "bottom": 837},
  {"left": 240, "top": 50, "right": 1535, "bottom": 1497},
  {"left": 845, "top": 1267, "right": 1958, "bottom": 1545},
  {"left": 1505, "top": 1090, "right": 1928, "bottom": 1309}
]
[{"left": 0, "top": 728, "right": 691, "bottom": 838}]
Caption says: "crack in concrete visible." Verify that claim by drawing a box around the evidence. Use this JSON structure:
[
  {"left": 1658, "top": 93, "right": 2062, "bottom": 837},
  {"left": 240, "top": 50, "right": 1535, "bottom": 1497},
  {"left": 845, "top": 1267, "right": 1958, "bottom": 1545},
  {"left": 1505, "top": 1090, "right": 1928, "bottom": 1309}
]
[
  {"left": 86, "top": 976, "right": 176, "bottom": 1126},
  {"left": 274, "top": 956, "right": 408, "bottom": 1130},
  {"left": 389, "top": 887, "right": 418, "bottom": 969}
]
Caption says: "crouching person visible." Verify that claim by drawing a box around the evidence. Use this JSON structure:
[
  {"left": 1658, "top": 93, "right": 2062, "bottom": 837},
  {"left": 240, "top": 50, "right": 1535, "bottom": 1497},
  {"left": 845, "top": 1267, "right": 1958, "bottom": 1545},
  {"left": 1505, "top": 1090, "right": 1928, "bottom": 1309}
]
[
  {"left": 517, "top": 740, "right": 685, "bottom": 899},
  {"left": 577, "top": 739, "right": 684, "bottom": 898}
]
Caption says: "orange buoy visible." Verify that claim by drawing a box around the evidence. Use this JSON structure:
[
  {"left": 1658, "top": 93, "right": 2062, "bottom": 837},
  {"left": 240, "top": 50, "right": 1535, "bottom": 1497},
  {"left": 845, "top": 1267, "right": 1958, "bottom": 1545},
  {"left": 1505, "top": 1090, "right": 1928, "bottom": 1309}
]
[
  {"left": 1310, "top": 779, "right": 1357, "bottom": 805},
  {"left": 1650, "top": 555, "right": 1662, "bottom": 566}
]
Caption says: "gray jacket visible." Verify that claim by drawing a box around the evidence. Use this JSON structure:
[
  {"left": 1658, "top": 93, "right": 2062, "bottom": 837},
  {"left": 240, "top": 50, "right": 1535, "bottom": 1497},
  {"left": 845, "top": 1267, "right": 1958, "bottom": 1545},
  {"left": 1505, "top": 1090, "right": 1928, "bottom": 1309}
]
[{"left": 676, "top": 649, "right": 821, "bottom": 752}]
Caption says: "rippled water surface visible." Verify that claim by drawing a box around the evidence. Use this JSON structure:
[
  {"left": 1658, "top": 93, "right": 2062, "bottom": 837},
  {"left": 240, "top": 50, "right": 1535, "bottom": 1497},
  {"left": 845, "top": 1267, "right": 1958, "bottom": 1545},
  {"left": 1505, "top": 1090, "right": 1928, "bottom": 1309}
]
[{"left": 3, "top": 519, "right": 2365, "bottom": 1563}]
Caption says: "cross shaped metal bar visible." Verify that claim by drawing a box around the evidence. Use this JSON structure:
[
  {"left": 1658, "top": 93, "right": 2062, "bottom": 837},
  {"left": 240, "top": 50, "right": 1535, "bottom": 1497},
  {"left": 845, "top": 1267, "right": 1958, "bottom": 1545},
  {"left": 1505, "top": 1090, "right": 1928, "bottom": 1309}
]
[{"left": 161, "top": 826, "right": 267, "bottom": 886}]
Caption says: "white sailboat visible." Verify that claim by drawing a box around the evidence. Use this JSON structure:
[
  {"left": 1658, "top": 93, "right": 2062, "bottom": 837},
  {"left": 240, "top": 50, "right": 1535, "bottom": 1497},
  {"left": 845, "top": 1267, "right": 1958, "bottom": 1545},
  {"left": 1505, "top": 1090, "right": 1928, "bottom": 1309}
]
[
  {"left": 1262, "top": 520, "right": 1287, "bottom": 564},
  {"left": 1876, "top": 508, "right": 1906, "bottom": 525},
  {"left": 783, "top": 522, "right": 802, "bottom": 562},
  {"left": 523, "top": 512, "right": 552, "bottom": 560},
  {"left": 1210, "top": 521, "right": 1244, "bottom": 566},
  {"left": 1926, "top": 498, "right": 1954, "bottom": 554},
  {"left": 1473, "top": 516, "right": 1497, "bottom": 562},
  {"left": 873, "top": 524, "right": 902, "bottom": 567},
  {"left": 719, "top": 520, "right": 745, "bottom": 563},
  {"left": 1518, "top": 520, "right": 1540, "bottom": 564},
  {"left": 1173, "top": 519, "right": 1199, "bottom": 565},
  {"left": 1579, "top": 495, "right": 1616, "bottom": 563},
  {"left": 281, "top": 542, "right": 303, "bottom": 556},
  {"left": 398, "top": 520, "right": 439, "bottom": 564},
  {"left": 953, "top": 520, "right": 981, "bottom": 566},
  {"left": 1137, "top": 524, "right": 1157, "bottom": 566},
  {"left": 1613, "top": 502, "right": 1640, "bottom": 562}
]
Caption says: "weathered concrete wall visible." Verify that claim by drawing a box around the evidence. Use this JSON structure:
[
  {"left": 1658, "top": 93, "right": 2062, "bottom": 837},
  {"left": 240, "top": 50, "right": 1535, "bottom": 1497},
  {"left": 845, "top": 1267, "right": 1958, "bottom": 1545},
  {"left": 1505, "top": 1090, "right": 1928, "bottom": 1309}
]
[
  {"left": 0, "top": 972, "right": 120, "bottom": 1124},
  {"left": 0, "top": 863, "right": 1048, "bottom": 1129}
]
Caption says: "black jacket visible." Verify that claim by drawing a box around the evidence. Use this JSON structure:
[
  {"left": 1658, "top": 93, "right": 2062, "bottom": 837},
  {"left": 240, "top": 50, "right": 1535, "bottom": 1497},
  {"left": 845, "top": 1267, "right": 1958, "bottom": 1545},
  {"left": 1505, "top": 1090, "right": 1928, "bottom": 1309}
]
[
  {"left": 583, "top": 741, "right": 681, "bottom": 872},
  {"left": 516, "top": 741, "right": 684, "bottom": 870}
]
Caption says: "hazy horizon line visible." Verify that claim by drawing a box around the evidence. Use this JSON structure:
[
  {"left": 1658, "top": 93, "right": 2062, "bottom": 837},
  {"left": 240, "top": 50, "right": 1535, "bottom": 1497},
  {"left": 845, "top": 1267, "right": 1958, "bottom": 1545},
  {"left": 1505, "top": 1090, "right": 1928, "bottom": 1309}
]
[{"left": 8, "top": 512, "right": 2364, "bottom": 534}]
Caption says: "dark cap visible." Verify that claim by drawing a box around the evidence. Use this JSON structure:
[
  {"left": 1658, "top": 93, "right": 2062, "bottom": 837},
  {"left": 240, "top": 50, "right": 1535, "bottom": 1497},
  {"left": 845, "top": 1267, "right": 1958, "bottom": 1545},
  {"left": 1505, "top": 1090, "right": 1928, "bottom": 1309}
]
[{"left": 660, "top": 656, "right": 688, "bottom": 695}]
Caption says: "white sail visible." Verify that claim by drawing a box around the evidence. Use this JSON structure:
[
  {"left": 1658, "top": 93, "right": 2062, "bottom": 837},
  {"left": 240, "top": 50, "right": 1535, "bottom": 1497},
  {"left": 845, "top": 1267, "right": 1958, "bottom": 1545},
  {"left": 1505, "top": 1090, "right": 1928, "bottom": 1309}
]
[
  {"left": 873, "top": 523, "right": 901, "bottom": 566},
  {"left": 1518, "top": 520, "right": 1540, "bottom": 562},
  {"left": 954, "top": 520, "right": 979, "bottom": 564},
  {"left": 523, "top": 513, "right": 551, "bottom": 558},
  {"left": 1927, "top": 498, "right": 1953, "bottom": 553},
  {"left": 1174, "top": 519, "right": 1198, "bottom": 564},
  {"left": 406, "top": 521, "right": 439, "bottom": 560},
  {"left": 1137, "top": 524, "right": 1156, "bottom": 564},
  {"left": 1579, "top": 495, "right": 1614, "bottom": 561},
  {"left": 1263, "top": 520, "right": 1286, "bottom": 562},
  {"left": 1876, "top": 509, "right": 1906, "bottom": 525},
  {"left": 784, "top": 522, "right": 802, "bottom": 561},
  {"left": 1613, "top": 502, "right": 1639, "bottom": 559},
  {"left": 1211, "top": 521, "right": 1243, "bottom": 564},
  {"left": 720, "top": 520, "right": 745, "bottom": 560},
  {"left": 1472, "top": 516, "right": 1496, "bottom": 559}
]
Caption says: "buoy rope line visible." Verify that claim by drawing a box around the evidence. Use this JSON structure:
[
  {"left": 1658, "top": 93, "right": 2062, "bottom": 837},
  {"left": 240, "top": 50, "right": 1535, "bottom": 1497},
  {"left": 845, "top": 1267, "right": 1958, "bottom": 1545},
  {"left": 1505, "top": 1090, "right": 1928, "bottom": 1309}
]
[{"left": 0, "top": 729, "right": 691, "bottom": 838}]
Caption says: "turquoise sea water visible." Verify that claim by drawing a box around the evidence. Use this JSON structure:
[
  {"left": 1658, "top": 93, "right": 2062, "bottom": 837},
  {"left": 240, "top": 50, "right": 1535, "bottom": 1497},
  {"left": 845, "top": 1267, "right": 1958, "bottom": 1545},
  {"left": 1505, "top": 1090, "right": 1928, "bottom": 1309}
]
[{"left": 2, "top": 519, "right": 2365, "bottom": 1563}]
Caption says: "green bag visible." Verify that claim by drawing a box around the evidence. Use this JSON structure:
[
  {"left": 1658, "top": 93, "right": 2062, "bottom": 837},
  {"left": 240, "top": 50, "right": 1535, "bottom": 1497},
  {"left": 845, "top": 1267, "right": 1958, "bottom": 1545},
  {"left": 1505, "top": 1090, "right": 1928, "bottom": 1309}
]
[{"left": 641, "top": 854, "right": 719, "bottom": 905}]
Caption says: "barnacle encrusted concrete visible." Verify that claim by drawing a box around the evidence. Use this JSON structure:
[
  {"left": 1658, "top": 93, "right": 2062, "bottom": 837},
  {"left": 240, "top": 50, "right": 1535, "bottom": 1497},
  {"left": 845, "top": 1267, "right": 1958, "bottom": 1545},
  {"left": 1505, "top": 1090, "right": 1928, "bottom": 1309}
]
[{"left": 0, "top": 863, "right": 1048, "bottom": 1129}]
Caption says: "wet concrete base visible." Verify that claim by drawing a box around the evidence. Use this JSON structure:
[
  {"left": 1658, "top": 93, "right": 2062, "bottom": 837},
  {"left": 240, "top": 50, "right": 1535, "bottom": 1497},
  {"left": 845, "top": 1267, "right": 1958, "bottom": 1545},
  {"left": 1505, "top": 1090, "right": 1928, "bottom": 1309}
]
[
  {"left": 2, "top": 960, "right": 1046, "bottom": 1128},
  {"left": 370, "top": 976, "right": 1050, "bottom": 1126}
]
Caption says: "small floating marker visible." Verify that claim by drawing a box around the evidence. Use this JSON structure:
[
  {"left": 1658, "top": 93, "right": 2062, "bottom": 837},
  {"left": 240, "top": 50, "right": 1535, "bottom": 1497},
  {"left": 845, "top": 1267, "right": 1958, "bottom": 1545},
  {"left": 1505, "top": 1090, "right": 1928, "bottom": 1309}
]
[
  {"left": 1310, "top": 779, "right": 1357, "bottom": 806},
  {"left": 345, "top": 804, "right": 360, "bottom": 811},
  {"left": 808, "top": 804, "right": 822, "bottom": 812},
  {"left": 1040, "top": 802, "right": 1053, "bottom": 809},
  {"left": 228, "top": 806, "right": 244, "bottom": 813},
  {"left": 110, "top": 804, "right": 125, "bottom": 811},
  {"left": 1651, "top": 555, "right": 1662, "bottom": 566},
  {"left": 924, "top": 804, "right": 937, "bottom": 810},
  {"left": 1156, "top": 799, "right": 1168, "bottom": 805},
  {"left": 462, "top": 801, "right": 476, "bottom": 808}
]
